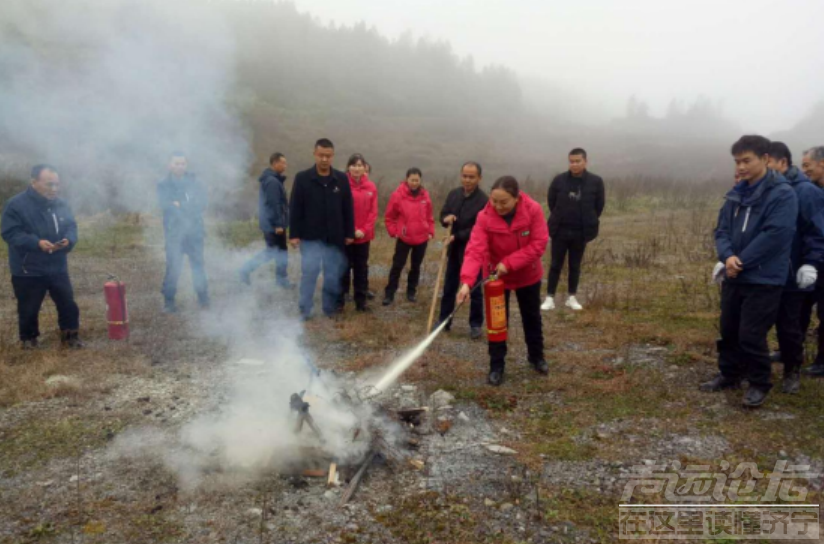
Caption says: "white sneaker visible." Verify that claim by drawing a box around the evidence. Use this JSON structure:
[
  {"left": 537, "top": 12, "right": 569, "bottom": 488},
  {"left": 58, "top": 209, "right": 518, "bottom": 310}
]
[
  {"left": 565, "top": 296, "right": 583, "bottom": 311},
  {"left": 540, "top": 296, "right": 555, "bottom": 311}
]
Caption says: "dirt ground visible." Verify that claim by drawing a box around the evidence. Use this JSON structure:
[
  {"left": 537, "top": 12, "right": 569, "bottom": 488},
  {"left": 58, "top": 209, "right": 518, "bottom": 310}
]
[{"left": 1, "top": 198, "right": 822, "bottom": 544}]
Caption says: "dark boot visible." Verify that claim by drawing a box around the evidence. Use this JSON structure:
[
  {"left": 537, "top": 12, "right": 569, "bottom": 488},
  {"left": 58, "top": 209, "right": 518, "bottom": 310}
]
[
  {"left": 782, "top": 370, "right": 801, "bottom": 394},
  {"left": 803, "top": 363, "right": 824, "bottom": 377},
  {"left": 470, "top": 327, "right": 482, "bottom": 340},
  {"left": 743, "top": 386, "right": 769, "bottom": 408},
  {"left": 382, "top": 293, "right": 394, "bottom": 306},
  {"left": 61, "top": 330, "right": 84, "bottom": 349},
  {"left": 20, "top": 339, "right": 39, "bottom": 350},
  {"left": 699, "top": 374, "right": 741, "bottom": 392},
  {"left": 488, "top": 370, "right": 504, "bottom": 386},
  {"left": 407, "top": 291, "right": 417, "bottom": 303},
  {"left": 355, "top": 303, "right": 370, "bottom": 313},
  {"left": 530, "top": 359, "right": 550, "bottom": 375},
  {"left": 366, "top": 290, "right": 376, "bottom": 300}
]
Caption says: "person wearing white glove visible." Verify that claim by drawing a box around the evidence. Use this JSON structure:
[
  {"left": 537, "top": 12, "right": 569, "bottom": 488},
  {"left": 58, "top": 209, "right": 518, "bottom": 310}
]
[
  {"left": 712, "top": 262, "right": 726, "bottom": 284},
  {"left": 796, "top": 264, "right": 817, "bottom": 290}
]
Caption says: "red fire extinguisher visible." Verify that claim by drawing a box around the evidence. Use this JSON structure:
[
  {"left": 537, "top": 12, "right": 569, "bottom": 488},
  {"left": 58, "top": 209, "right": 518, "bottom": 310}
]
[
  {"left": 484, "top": 275, "right": 508, "bottom": 342},
  {"left": 104, "top": 278, "right": 129, "bottom": 340}
]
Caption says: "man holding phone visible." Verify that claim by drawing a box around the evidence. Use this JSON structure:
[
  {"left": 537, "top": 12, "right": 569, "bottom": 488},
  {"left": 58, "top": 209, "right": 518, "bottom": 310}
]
[{"left": 1, "top": 164, "right": 83, "bottom": 349}]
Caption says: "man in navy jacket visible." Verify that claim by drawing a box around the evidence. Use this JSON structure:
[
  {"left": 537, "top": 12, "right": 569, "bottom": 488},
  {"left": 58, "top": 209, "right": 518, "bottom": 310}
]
[
  {"left": 765, "top": 142, "right": 824, "bottom": 393},
  {"left": 240, "top": 152, "right": 292, "bottom": 288},
  {"left": 800, "top": 146, "right": 824, "bottom": 377},
  {"left": 1, "top": 164, "right": 83, "bottom": 348},
  {"left": 157, "top": 153, "right": 209, "bottom": 313},
  {"left": 702, "top": 135, "right": 798, "bottom": 408},
  {"left": 289, "top": 139, "right": 355, "bottom": 320}
]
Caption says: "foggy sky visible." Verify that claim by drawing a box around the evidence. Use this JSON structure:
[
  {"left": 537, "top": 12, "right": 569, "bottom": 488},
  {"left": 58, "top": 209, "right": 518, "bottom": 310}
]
[{"left": 292, "top": 0, "right": 824, "bottom": 133}]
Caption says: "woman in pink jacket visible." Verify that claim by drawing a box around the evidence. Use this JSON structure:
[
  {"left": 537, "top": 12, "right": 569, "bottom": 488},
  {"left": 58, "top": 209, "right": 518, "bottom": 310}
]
[
  {"left": 341, "top": 154, "right": 378, "bottom": 312},
  {"left": 457, "top": 176, "right": 550, "bottom": 385},
  {"left": 383, "top": 167, "right": 435, "bottom": 305}
]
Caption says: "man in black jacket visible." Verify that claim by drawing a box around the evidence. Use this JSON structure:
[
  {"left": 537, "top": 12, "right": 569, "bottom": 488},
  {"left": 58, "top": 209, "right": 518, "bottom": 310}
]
[
  {"left": 437, "top": 162, "right": 486, "bottom": 338},
  {"left": 1, "top": 164, "right": 83, "bottom": 349},
  {"left": 542, "top": 148, "right": 605, "bottom": 312},
  {"left": 240, "top": 152, "right": 292, "bottom": 288},
  {"left": 157, "top": 153, "right": 209, "bottom": 313},
  {"left": 289, "top": 139, "right": 355, "bottom": 320}
]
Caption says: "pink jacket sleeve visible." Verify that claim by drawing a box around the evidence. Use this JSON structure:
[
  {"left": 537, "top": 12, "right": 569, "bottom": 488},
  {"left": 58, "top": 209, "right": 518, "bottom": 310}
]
[
  {"left": 501, "top": 201, "right": 549, "bottom": 273},
  {"left": 385, "top": 191, "right": 400, "bottom": 238},
  {"left": 365, "top": 185, "right": 379, "bottom": 240},
  {"left": 460, "top": 214, "right": 489, "bottom": 287}
]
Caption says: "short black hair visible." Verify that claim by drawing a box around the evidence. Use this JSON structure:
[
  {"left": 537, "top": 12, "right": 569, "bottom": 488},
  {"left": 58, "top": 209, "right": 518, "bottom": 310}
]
[
  {"left": 31, "top": 164, "right": 57, "bottom": 180},
  {"left": 768, "top": 142, "right": 792, "bottom": 167},
  {"left": 347, "top": 153, "right": 366, "bottom": 168},
  {"left": 461, "top": 161, "right": 482, "bottom": 177},
  {"left": 406, "top": 167, "right": 423, "bottom": 179},
  {"left": 569, "top": 148, "right": 587, "bottom": 160},
  {"left": 491, "top": 176, "right": 519, "bottom": 198},
  {"left": 315, "top": 138, "right": 334, "bottom": 150},
  {"left": 731, "top": 135, "right": 771, "bottom": 158},
  {"left": 269, "top": 152, "right": 285, "bottom": 165}
]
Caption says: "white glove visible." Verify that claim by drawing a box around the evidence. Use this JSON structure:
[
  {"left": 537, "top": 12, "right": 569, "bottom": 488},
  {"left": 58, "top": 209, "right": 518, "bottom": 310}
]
[
  {"left": 712, "top": 262, "right": 726, "bottom": 285},
  {"left": 797, "top": 265, "right": 818, "bottom": 289}
]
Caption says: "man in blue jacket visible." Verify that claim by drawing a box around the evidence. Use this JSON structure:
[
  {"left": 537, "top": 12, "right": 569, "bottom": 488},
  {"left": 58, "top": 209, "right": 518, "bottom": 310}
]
[
  {"left": 240, "top": 152, "right": 292, "bottom": 288},
  {"left": 765, "top": 142, "right": 824, "bottom": 393},
  {"left": 800, "top": 146, "right": 824, "bottom": 377},
  {"left": 702, "top": 135, "right": 798, "bottom": 408},
  {"left": 289, "top": 139, "right": 355, "bottom": 320},
  {"left": 1, "top": 164, "right": 83, "bottom": 349},
  {"left": 157, "top": 153, "right": 209, "bottom": 313}
]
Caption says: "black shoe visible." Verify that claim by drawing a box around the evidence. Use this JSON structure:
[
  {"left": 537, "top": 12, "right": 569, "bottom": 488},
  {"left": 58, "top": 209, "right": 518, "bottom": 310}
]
[
  {"left": 769, "top": 350, "right": 782, "bottom": 363},
  {"left": 699, "top": 374, "right": 741, "bottom": 392},
  {"left": 743, "top": 386, "right": 769, "bottom": 408},
  {"left": 240, "top": 270, "right": 251, "bottom": 286},
  {"left": 488, "top": 371, "right": 504, "bottom": 386},
  {"left": 20, "top": 339, "right": 39, "bottom": 350},
  {"left": 366, "top": 290, "right": 376, "bottom": 300},
  {"left": 61, "top": 330, "right": 84, "bottom": 349},
  {"left": 782, "top": 371, "right": 801, "bottom": 394},
  {"left": 163, "top": 300, "right": 177, "bottom": 314},
  {"left": 470, "top": 327, "right": 482, "bottom": 340},
  {"left": 356, "top": 304, "right": 370, "bottom": 313},
  {"left": 530, "top": 359, "right": 550, "bottom": 375},
  {"left": 803, "top": 363, "right": 824, "bottom": 377},
  {"left": 407, "top": 292, "right": 417, "bottom": 303},
  {"left": 382, "top": 295, "right": 394, "bottom": 306}
]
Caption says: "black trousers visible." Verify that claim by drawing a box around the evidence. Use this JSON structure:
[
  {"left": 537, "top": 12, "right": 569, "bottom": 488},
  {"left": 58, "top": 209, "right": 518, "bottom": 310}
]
[
  {"left": 547, "top": 229, "right": 587, "bottom": 296},
  {"left": 800, "top": 273, "right": 824, "bottom": 367},
  {"left": 385, "top": 240, "right": 428, "bottom": 297},
  {"left": 342, "top": 242, "right": 371, "bottom": 306},
  {"left": 776, "top": 291, "right": 811, "bottom": 374},
  {"left": 718, "top": 283, "right": 782, "bottom": 390},
  {"left": 12, "top": 274, "right": 80, "bottom": 341},
  {"left": 438, "top": 242, "right": 484, "bottom": 329},
  {"left": 162, "top": 234, "right": 208, "bottom": 303},
  {"left": 241, "top": 231, "right": 289, "bottom": 284},
  {"left": 299, "top": 240, "right": 346, "bottom": 316},
  {"left": 489, "top": 281, "right": 545, "bottom": 372}
]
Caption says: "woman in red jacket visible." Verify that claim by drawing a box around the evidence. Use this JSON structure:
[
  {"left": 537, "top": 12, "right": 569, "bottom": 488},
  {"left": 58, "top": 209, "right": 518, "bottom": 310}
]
[
  {"left": 341, "top": 154, "right": 378, "bottom": 312},
  {"left": 383, "top": 167, "right": 435, "bottom": 305},
  {"left": 457, "top": 176, "right": 550, "bottom": 385}
]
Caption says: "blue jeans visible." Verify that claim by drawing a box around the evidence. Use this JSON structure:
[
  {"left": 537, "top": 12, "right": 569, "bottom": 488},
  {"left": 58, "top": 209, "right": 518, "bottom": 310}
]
[
  {"left": 162, "top": 234, "right": 208, "bottom": 303},
  {"left": 299, "top": 241, "right": 346, "bottom": 316},
  {"left": 241, "top": 231, "right": 289, "bottom": 284}
]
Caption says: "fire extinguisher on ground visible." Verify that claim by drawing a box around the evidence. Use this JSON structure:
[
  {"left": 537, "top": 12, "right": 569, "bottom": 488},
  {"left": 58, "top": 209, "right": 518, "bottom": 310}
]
[
  {"left": 104, "top": 276, "right": 129, "bottom": 340},
  {"left": 483, "top": 274, "right": 508, "bottom": 342}
]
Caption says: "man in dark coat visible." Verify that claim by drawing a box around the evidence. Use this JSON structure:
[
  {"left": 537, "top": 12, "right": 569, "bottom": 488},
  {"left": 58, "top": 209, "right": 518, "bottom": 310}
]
[
  {"left": 702, "top": 135, "right": 798, "bottom": 408},
  {"left": 799, "top": 145, "right": 824, "bottom": 378},
  {"left": 157, "top": 152, "right": 209, "bottom": 313},
  {"left": 289, "top": 139, "right": 355, "bottom": 320},
  {"left": 437, "top": 162, "right": 487, "bottom": 338},
  {"left": 240, "top": 152, "right": 292, "bottom": 288},
  {"left": 1, "top": 164, "right": 83, "bottom": 349},
  {"left": 542, "top": 148, "right": 605, "bottom": 312},
  {"left": 765, "top": 142, "right": 824, "bottom": 393}
]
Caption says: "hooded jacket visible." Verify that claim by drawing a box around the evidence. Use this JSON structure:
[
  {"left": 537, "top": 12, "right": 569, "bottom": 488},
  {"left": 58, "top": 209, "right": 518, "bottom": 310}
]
[
  {"left": 715, "top": 169, "right": 798, "bottom": 286},
  {"left": 781, "top": 167, "right": 824, "bottom": 291},
  {"left": 385, "top": 182, "right": 435, "bottom": 246},
  {"left": 460, "top": 192, "right": 549, "bottom": 291},
  {"left": 258, "top": 168, "right": 289, "bottom": 234},
  {"left": 348, "top": 173, "right": 378, "bottom": 244},
  {"left": 157, "top": 173, "right": 208, "bottom": 241},
  {"left": 2, "top": 187, "right": 78, "bottom": 277}
]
